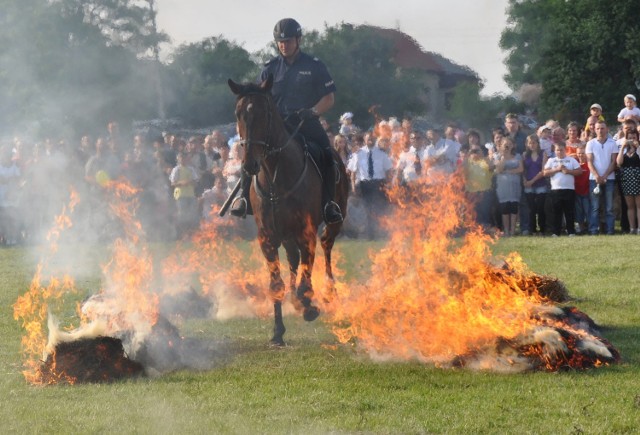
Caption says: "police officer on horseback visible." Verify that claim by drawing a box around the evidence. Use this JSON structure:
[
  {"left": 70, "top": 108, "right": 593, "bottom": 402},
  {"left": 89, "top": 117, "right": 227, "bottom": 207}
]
[{"left": 230, "top": 17, "right": 344, "bottom": 224}]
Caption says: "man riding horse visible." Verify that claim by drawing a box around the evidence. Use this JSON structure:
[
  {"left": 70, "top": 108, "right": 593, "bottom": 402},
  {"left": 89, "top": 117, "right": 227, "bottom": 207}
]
[{"left": 230, "top": 18, "right": 344, "bottom": 225}]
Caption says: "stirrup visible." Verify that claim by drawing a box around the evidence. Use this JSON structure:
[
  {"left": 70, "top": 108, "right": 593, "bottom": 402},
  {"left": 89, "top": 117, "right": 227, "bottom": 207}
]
[
  {"left": 229, "top": 197, "right": 247, "bottom": 218},
  {"left": 323, "top": 201, "right": 343, "bottom": 224}
]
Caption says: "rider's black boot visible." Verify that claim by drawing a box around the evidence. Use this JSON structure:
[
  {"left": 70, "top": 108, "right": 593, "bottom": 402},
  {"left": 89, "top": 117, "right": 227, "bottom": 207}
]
[
  {"left": 323, "top": 161, "right": 343, "bottom": 225},
  {"left": 230, "top": 174, "right": 252, "bottom": 218}
]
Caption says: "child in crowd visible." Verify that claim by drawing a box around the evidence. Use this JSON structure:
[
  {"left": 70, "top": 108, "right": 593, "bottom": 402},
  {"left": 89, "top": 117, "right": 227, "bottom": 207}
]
[
  {"left": 537, "top": 125, "right": 553, "bottom": 156},
  {"left": 617, "top": 94, "right": 640, "bottom": 123},
  {"left": 169, "top": 152, "right": 199, "bottom": 237},
  {"left": 587, "top": 103, "right": 605, "bottom": 126},
  {"left": 543, "top": 142, "right": 582, "bottom": 237},
  {"left": 485, "top": 127, "right": 504, "bottom": 158},
  {"left": 522, "top": 134, "right": 548, "bottom": 235},
  {"left": 463, "top": 142, "right": 495, "bottom": 230},
  {"left": 615, "top": 129, "right": 640, "bottom": 233},
  {"left": 200, "top": 169, "right": 227, "bottom": 223},
  {"left": 339, "top": 112, "right": 358, "bottom": 138},
  {"left": 494, "top": 137, "right": 523, "bottom": 237},
  {"left": 573, "top": 146, "right": 590, "bottom": 234}
]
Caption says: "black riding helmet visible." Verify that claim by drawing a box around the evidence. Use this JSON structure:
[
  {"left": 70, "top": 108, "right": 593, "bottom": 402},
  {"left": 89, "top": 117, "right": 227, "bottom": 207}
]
[{"left": 273, "top": 18, "right": 302, "bottom": 41}]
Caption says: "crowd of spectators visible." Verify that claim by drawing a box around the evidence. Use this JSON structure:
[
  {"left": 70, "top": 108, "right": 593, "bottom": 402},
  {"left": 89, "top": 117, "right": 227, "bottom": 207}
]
[
  {"left": 2, "top": 93, "right": 640, "bottom": 245},
  {"left": 330, "top": 93, "right": 640, "bottom": 238}
]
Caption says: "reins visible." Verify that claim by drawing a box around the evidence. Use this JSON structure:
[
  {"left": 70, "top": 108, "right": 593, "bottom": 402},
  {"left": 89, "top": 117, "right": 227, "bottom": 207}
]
[{"left": 238, "top": 92, "right": 310, "bottom": 223}]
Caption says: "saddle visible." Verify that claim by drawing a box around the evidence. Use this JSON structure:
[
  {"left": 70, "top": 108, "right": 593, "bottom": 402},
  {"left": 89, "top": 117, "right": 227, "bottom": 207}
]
[{"left": 293, "top": 132, "right": 325, "bottom": 180}]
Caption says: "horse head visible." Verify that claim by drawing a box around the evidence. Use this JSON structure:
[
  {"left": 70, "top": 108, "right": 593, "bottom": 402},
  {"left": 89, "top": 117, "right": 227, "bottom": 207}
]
[{"left": 228, "top": 75, "right": 275, "bottom": 176}]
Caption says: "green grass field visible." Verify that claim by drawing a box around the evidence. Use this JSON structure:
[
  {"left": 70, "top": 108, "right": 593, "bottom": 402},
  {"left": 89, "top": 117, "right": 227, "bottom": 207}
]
[{"left": 2, "top": 236, "right": 640, "bottom": 434}]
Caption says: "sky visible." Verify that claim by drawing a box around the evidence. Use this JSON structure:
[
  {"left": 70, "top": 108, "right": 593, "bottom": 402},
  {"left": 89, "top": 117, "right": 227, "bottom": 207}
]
[{"left": 155, "top": 0, "right": 511, "bottom": 96}]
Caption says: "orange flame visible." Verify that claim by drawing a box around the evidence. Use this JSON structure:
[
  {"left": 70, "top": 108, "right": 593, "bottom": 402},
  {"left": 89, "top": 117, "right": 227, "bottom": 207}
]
[
  {"left": 13, "top": 187, "right": 79, "bottom": 383},
  {"left": 328, "top": 172, "right": 617, "bottom": 370},
  {"left": 13, "top": 180, "right": 161, "bottom": 384}
]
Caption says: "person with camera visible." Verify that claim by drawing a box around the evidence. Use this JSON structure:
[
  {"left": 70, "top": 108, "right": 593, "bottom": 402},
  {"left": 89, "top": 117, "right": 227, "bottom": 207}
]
[{"left": 616, "top": 129, "right": 640, "bottom": 234}]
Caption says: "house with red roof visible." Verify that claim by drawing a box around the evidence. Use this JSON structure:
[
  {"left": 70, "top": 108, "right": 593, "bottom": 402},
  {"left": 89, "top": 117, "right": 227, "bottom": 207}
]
[{"left": 364, "top": 25, "right": 481, "bottom": 120}]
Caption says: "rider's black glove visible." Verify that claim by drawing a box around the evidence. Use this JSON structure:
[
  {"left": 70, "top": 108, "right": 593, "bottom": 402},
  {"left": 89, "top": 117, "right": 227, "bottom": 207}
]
[{"left": 297, "top": 108, "right": 317, "bottom": 121}]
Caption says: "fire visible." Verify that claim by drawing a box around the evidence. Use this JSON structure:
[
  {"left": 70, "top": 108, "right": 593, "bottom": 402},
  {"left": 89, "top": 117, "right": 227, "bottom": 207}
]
[
  {"left": 162, "top": 206, "right": 278, "bottom": 320},
  {"left": 328, "top": 172, "right": 618, "bottom": 371},
  {"left": 13, "top": 180, "right": 160, "bottom": 384},
  {"left": 13, "top": 163, "right": 617, "bottom": 382},
  {"left": 76, "top": 180, "right": 159, "bottom": 354},
  {"left": 13, "top": 187, "right": 80, "bottom": 383}
]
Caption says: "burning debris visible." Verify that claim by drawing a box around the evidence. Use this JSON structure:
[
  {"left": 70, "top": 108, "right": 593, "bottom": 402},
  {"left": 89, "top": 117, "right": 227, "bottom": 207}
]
[
  {"left": 35, "top": 304, "right": 221, "bottom": 384},
  {"left": 38, "top": 337, "right": 144, "bottom": 385},
  {"left": 450, "top": 305, "right": 620, "bottom": 372},
  {"left": 496, "top": 261, "right": 570, "bottom": 303},
  {"left": 14, "top": 181, "right": 222, "bottom": 385}
]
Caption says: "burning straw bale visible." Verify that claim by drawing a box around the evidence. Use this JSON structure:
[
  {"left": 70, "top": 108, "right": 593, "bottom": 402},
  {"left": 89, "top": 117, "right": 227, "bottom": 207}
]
[
  {"left": 446, "top": 305, "right": 619, "bottom": 372},
  {"left": 497, "top": 261, "right": 570, "bottom": 303},
  {"left": 38, "top": 337, "right": 144, "bottom": 384}
]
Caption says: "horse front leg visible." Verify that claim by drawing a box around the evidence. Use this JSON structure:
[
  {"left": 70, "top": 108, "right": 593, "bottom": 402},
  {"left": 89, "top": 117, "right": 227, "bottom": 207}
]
[
  {"left": 283, "top": 239, "right": 302, "bottom": 312},
  {"left": 297, "top": 235, "right": 319, "bottom": 322},
  {"left": 259, "top": 237, "right": 286, "bottom": 346}
]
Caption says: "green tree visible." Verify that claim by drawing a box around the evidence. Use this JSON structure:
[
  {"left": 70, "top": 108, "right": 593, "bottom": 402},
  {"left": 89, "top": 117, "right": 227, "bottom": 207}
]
[
  {"left": 166, "top": 36, "right": 257, "bottom": 126},
  {"left": 446, "top": 81, "right": 527, "bottom": 138},
  {"left": 57, "top": 0, "right": 169, "bottom": 56},
  {"left": 303, "top": 23, "right": 427, "bottom": 128},
  {"left": 0, "top": 0, "right": 165, "bottom": 138},
  {"left": 501, "top": 0, "right": 640, "bottom": 122}
]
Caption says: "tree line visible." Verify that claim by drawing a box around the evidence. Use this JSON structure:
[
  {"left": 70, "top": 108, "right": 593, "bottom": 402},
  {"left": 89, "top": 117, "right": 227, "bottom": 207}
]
[
  {"left": 2, "top": 0, "right": 638, "bottom": 140},
  {"left": 501, "top": 0, "right": 640, "bottom": 123}
]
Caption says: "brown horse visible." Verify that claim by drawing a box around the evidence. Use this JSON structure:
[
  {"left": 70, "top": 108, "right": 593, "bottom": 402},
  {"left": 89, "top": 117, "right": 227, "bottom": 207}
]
[{"left": 228, "top": 75, "right": 348, "bottom": 346}]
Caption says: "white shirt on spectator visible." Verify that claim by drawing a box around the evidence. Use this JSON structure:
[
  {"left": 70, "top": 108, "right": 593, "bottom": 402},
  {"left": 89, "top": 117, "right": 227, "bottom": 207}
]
[
  {"left": 396, "top": 146, "right": 423, "bottom": 183},
  {"left": 617, "top": 107, "right": 640, "bottom": 120},
  {"left": 423, "top": 138, "right": 460, "bottom": 177},
  {"left": 544, "top": 156, "right": 580, "bottom": 190},
  {"left": 585, "top": 137, "right": 617, "bottom": 180},
  {"left": 347, "top": 146, "right": 392, "bottom": 182}
]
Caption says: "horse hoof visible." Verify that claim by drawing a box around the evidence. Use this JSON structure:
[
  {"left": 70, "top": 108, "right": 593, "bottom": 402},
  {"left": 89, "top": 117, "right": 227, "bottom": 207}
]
[
  {"left": 303, "top": 306, "right": 320, "bottom": 322},
  {"left": 270, "top": 337, "right": 286, "bottom": 347}
]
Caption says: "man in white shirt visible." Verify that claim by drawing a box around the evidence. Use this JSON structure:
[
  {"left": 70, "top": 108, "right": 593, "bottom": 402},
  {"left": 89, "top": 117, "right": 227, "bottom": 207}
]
[
  {"left": 423, "top": 127, "right": 460, "bottom": 181},
  {"left": 347, "top": 132, "right": 393, "bottom": 239},
  {"left": 585, "top": 121, "right": 618, "bottom": 235},
  {"left": 395, "top": 131, "right": 424, "bottom": 186}
]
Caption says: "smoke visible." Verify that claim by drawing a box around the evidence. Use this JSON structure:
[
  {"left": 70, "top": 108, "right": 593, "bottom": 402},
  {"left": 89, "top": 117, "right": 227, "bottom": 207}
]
[{"left": 17, "top": 175, "right": 256, "bottom": 379}]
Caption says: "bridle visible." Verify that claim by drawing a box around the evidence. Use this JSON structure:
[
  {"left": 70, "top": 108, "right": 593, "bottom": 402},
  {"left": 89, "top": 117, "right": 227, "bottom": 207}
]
[
  {"left": 236, "top": 91, "right": 309, "bottom": 208},
  {"left": 236, "top": 92, "right": 301, "bottom": 157}
]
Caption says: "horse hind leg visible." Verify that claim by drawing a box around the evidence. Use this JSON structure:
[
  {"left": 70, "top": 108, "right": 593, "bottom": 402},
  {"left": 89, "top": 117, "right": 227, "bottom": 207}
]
[
  {"left": 296, "top": 235, "right": 320, "bottom": 322},
  {"left": 320, "top": 224, "right": 340, "bottom": 302}
]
